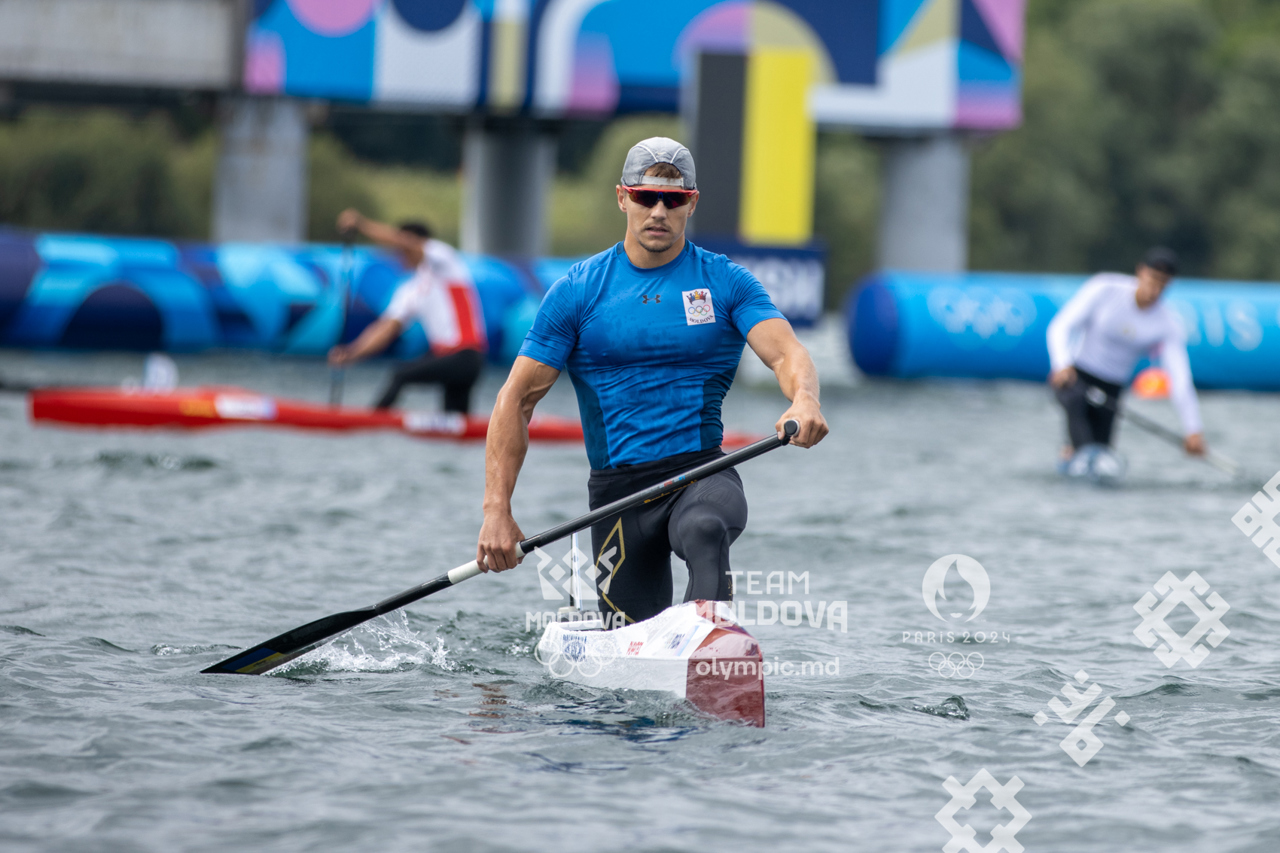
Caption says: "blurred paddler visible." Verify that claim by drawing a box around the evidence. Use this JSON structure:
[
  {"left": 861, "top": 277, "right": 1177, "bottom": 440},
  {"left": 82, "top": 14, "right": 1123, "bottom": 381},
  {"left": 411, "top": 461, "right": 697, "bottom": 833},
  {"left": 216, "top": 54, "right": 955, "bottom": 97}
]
[
  {"left": 327, "top": 209, "right": 488, "bottom": 414},
  {"left": 1047, "top": 248, "right": 1207, "bottom": 469}
]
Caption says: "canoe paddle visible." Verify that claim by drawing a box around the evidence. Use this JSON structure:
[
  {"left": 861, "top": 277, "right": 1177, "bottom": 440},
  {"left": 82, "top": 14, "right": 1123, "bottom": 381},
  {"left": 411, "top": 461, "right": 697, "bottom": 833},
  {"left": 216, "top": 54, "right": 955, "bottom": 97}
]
[
  {"left": 201, "top": 419, "right": 801, "bottom": 675},
  {"left": 329, "top": 235, "right": 355, "bottom": 407},
  {"left": 1084, "top": 386, "right": 1243, "bottom": 478}
]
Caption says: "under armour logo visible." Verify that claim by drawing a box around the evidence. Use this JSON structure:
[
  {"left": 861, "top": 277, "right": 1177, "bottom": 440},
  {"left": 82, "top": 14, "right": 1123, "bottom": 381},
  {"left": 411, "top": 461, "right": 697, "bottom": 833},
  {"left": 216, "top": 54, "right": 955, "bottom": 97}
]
[
  {"left": 640, "top": 294, "right": 661, "bottom": 304},
  {"left": 1033, "top": 669, "right": 1130, "bottom": 767},
  {"left": 936, "top": 769, "right": 1031, "bottom": 853},
  {"left": 1233, "top": 470, "right": 1280, "bottom": 569},
  {"left": 1133, "top": 571, "right": 1231, "bottom": 668}
]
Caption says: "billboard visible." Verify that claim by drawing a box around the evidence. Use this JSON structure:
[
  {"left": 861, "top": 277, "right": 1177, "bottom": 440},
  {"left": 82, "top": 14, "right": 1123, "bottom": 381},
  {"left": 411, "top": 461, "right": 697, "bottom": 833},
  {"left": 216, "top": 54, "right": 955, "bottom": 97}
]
[{"left": 244, "top": 0, "right": 1023, "bottom": 132}]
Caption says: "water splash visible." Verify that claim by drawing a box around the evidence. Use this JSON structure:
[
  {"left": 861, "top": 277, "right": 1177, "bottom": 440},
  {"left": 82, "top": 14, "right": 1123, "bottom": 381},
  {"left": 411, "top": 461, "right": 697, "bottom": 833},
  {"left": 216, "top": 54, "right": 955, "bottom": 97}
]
[{"left": 279, "top": 612, "right": 457, "bottom": 675}]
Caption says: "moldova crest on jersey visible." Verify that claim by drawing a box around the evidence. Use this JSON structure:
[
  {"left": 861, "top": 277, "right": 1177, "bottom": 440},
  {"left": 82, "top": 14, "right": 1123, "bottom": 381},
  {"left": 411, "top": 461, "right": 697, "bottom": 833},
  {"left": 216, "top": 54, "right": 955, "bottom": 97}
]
[{"left": 682, "top": 289, "right": 716, "bottom": 326}]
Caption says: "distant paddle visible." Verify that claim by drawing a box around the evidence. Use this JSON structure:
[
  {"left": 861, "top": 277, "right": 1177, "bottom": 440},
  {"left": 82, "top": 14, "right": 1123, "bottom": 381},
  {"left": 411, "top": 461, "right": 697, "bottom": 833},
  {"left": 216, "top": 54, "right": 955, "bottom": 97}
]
[
  {"left": 1085, "top": 386, "right": 1243, "bottom": 478},
  {"left": 202, "top": 420, "right": 801, "bottom": 676},
  {"left": 329, "top": 235, "right": 356, "bottom": 407}
]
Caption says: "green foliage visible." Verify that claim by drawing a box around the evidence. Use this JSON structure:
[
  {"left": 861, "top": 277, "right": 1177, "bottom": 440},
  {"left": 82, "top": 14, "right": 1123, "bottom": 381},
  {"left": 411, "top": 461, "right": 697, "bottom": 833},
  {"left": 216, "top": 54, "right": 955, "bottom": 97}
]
[
  {"left": 307, "top": 134, "right": 382, "bottom": 242},
  {"left": 0, "top": 109, "right": 205, "bottom": 237},
  {"left": 813, "top": 133, "right": 879, "bottom": 308},
  {"left": 973, "top": 0, "right": 1280, "bottom": 280}
]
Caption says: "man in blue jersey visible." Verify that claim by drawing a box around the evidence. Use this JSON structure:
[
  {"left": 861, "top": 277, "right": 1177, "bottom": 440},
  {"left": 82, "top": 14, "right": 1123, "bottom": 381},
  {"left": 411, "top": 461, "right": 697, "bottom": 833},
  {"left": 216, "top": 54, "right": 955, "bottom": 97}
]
[{"left": 476, "top": 137, "right": 827, "bottom": 626}]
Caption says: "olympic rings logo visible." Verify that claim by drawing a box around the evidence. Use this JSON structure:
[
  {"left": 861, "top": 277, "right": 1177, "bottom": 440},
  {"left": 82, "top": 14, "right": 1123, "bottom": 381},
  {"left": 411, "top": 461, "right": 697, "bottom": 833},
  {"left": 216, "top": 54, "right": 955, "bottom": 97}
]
[
  {"left": 929, "top": 651, "right": 984, "bottom": 679},
  {"left": 688, "top": 304, "right": 712, "bottom": 315},
  {"left": 534, "top": 631, "right": 619, "bottom": 678}
]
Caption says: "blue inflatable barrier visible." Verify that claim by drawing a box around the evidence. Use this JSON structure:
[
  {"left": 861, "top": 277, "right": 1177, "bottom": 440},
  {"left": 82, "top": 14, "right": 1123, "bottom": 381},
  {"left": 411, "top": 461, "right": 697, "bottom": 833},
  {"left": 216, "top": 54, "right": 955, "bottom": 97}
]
[
  {"left": 848, "top": 271, "right": 1280, "bottom": 391},
  {"left": 0, "top": 227, "right": 545, "bottom": 361}
]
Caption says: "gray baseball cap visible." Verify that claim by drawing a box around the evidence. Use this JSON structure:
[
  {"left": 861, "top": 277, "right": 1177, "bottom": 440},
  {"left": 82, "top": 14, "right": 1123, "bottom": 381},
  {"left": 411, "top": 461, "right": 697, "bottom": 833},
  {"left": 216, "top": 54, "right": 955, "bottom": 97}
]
[{"left": 620, "top": 137, "right": 697, "bottom": 190}]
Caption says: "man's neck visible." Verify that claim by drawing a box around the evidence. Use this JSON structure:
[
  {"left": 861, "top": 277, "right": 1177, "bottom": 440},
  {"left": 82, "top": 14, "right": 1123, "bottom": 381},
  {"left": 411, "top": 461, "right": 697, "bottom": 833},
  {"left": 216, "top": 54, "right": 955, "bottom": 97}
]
[{"left": 623, "top": 234, "right": 686, "bottom": 269}]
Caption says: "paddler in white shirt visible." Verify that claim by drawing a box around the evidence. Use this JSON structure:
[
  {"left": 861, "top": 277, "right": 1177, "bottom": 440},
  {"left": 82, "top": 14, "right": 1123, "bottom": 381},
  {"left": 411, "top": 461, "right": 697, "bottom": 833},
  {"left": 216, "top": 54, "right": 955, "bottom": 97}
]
[
  {"left": 328, "top": 209, "right": 488, "bottom": 414},
  {"left": 1046, "top": 247, "right": 1207, "bottom": 459}
]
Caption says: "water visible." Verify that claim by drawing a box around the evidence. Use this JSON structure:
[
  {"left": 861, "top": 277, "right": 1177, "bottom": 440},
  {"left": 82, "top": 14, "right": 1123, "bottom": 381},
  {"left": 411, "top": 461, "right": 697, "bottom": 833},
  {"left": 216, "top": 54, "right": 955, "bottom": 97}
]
[{"left": 3, "top": 342, "right": 1280, "bottom": 852}]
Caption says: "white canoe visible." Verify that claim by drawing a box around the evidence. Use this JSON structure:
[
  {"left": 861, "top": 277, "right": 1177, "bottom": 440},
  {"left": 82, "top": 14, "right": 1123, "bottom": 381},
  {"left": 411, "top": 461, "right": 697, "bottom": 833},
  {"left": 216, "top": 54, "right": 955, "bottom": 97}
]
[{"left": 535, "top": 600, "right": 765, "bottom": 726}]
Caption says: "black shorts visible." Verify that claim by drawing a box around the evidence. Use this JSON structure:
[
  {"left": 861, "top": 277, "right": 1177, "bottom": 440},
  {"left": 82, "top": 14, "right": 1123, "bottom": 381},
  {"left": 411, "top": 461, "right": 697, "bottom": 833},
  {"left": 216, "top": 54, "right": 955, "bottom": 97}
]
[
  {"left": 374, "top": 348, "right": 484, "bottom": 413},
  {"left": 586, "top": 449, "right": 748, "bottom": 626},
  {"left": 1056, "top": 367, "right": 1123, "bottom": 449}
]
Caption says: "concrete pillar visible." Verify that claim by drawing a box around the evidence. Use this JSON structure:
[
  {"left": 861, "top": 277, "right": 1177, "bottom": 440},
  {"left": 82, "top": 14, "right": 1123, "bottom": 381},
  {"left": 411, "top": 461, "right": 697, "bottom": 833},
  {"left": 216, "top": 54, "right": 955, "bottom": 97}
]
[
  {"left": 212, "top": 97, "right": 308, "bottom": 243},
  {"left": 460, "top": 119, "right": 554, "bottom": 256},
  {"left": 878, "top": 134, "right": 970, "bottom": 271}
]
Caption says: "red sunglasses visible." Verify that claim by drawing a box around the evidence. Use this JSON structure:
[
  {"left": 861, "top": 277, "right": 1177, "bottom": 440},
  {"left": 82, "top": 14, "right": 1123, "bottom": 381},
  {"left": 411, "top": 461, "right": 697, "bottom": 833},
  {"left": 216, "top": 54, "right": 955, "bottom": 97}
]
[{"left": 625, "top": 188, "right": 697, "bottom": 209}]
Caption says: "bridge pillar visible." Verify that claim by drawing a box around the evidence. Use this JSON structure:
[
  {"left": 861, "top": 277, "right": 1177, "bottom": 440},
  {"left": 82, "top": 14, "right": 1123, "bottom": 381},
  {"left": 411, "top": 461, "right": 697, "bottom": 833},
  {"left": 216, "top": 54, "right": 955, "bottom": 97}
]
[
  {"left": 460, "top": 118, "right": 553, "bottom": 257},
  {"left": 878, "top": 134, "right": 970, "bottom": 272},
  {"left": 212, "top": 96, "right": 309, "bottom": 243}
]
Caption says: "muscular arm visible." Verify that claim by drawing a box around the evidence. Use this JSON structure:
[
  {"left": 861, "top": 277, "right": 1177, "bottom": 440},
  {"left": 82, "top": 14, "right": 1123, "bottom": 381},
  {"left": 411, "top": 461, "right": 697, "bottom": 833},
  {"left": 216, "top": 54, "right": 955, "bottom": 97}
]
[
  {"left": 328, "top": 318, "right": 402, "bottom": 367},
  {"left": 745, "top": 318, "right": 828, "bottom": 448},
  {"left": 476, "top": 356, "right": 562, "bottom": 571}
]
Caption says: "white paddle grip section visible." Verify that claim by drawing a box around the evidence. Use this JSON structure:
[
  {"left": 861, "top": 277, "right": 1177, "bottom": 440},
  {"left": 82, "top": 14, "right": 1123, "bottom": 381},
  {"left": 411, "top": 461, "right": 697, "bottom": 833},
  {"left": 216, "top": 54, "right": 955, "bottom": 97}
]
[{"left": 448, "top": 561, "right": 482, "bottom": 584}]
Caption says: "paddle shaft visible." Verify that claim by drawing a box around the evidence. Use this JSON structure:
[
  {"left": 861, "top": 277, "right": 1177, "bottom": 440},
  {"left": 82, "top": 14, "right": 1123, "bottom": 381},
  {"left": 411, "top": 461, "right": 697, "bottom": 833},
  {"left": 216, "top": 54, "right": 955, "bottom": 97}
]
[
  {"left": 1084, "top": 386, "right": 1242, "bottom": 477},
  {"left": 329, "top": 238, "right": 355, "bottom": 407},
  {"left": 202, "top": 420, "right": 799, "bottom": 675},
  {"left": 360, "top": 422, "right": 797, "bottom": 604}
]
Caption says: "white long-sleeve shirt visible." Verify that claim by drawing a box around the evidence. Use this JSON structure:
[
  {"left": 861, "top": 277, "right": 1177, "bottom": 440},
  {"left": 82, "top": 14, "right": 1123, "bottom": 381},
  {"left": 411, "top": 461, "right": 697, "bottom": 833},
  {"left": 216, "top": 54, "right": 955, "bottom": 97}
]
[{"left": 1046, "top": 273, "right": 1202, "bottom": 435}]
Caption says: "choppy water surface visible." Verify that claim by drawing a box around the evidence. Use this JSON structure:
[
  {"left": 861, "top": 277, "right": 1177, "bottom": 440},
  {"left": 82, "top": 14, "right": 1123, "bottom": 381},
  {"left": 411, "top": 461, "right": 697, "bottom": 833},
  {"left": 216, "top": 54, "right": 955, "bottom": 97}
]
[{"left": 2, "top": 343, "right": 1280, "bottom": 852}]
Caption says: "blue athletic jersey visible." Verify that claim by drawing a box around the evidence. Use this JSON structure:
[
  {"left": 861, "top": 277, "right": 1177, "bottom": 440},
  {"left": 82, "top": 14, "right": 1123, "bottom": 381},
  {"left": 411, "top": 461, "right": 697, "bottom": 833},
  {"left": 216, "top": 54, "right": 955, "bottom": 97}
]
[{"left": 519, "top": 241, "right": 785, "bottom": 469}]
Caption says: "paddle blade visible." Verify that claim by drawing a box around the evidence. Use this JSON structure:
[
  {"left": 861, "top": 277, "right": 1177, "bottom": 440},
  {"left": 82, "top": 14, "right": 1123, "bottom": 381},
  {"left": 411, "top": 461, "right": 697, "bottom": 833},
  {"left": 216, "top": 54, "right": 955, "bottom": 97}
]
[{"left": 202, "top": 607, "right": 377, "bottom": 675}]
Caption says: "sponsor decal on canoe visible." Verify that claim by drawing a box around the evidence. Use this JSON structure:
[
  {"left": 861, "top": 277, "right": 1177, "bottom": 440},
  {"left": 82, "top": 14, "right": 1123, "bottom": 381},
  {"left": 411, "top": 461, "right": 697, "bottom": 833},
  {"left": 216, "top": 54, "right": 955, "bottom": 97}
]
[
  {"left": 213, "top": 394, "right": 278, "bottom": 421},
  {"left": 402, "top": 411, "right": 467, "bottom": 435}
]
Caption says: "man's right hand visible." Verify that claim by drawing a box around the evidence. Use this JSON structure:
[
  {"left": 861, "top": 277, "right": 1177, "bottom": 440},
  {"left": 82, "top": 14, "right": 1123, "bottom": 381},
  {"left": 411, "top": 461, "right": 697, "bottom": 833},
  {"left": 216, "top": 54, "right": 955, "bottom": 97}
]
[
  {"left": 337, "top": 208, "right": 363, "bottom": 236},
  {"left": 328, "top": 344, "right": 354, "bottom": 367},
  {"left": 476, "top": 508, "right": 525, "bottom": 572},
  {"left": 1049, "top": 366, "right": 1077, "bottom": 389}
]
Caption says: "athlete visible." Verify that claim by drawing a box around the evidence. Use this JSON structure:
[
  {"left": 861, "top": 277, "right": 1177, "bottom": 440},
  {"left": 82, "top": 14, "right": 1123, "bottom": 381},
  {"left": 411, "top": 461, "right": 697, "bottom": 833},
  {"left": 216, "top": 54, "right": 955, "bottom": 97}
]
[
  {"left": 327, "top": 209, "right": 487, "bottom": 413},
  {"left": 475, "top": 137, "right": 828, "bottom": 627},
  {"left": 1046, "top": 247, "right": 1206, "bottom": 457}
]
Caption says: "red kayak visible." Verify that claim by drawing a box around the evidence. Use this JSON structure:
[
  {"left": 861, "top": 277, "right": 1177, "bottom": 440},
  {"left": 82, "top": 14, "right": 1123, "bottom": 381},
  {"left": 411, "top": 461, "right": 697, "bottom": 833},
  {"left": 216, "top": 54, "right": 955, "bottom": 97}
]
[{"left": 28, "top": 387, "right": 764, "bottom": 447}]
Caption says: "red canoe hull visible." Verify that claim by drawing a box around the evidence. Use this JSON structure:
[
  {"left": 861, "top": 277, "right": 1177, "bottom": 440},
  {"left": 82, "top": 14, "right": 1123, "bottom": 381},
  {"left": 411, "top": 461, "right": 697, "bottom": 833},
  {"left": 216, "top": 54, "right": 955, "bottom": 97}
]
[
  {"left": 27, "top": 387, "right": 581, "bottom": 441},
  {"left": 28, "top": 386, "right": 765, "bottom": 447}
]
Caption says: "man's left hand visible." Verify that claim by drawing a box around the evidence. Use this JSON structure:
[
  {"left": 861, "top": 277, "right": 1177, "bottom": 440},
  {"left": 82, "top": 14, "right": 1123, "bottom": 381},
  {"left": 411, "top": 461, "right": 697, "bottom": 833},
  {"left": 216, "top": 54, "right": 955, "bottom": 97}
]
[
  {"left": 777, "top": 398, "right": 827, "bottom": 448},
  {"left": 1184, "top": 432, "right": 1206, "bottom": 456}
]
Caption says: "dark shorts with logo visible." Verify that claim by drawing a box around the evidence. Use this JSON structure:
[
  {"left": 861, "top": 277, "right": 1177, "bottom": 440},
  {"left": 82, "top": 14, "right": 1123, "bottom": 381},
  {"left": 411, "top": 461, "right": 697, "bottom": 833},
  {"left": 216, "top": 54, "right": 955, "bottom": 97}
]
[
  {"left": 1055, "top": 367, "right": 1123, "bottom": 449},
  {"left": 586, "top": 448, "right": 747, "bottom": 626}
]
